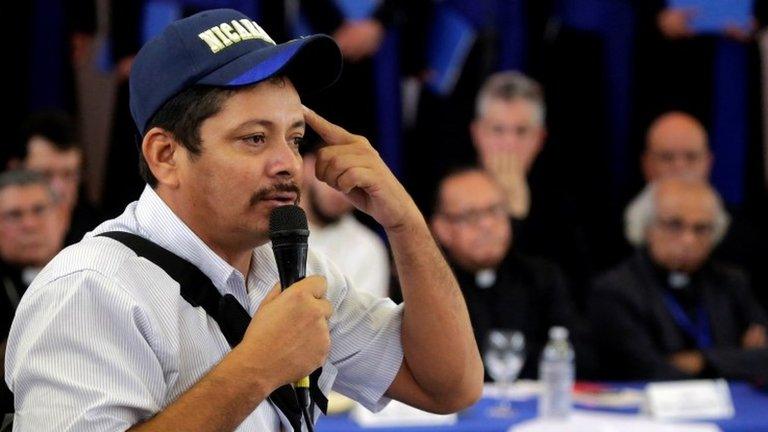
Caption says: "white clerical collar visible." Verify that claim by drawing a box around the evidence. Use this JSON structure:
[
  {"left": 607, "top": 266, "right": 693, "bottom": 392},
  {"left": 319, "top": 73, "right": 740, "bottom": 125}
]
[
  {"left": 668, "top": 271, "right": 691, "bottom": 289},
  {"left": 475, "top": 269, "right": 497, "bottom": 289},
  {"left": 21, "top": 267, "right": 41, "bottom": 286}
]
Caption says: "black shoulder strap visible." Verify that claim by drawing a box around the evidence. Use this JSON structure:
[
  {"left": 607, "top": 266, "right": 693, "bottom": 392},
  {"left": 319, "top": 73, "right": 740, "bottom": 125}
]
[{"left": 97, "top": 231, "right": 327, "bottom": 430}]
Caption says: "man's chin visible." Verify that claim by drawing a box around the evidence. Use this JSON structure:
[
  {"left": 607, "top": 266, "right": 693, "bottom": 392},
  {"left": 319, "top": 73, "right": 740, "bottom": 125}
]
[{"left": 472, "top": 255, "right": 504, "bottom": 270}]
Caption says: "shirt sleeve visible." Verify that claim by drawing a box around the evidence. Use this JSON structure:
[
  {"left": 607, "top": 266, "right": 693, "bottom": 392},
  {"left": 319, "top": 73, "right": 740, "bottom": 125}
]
[
  {"left": 6, "top": 270, "right": 167, "bottom": 432},
  {"left": 349, "top": 235, "right": 391, "bottom": 299},
  {"left": 311, "top": 252, "right": 403, "bottom": 413}
]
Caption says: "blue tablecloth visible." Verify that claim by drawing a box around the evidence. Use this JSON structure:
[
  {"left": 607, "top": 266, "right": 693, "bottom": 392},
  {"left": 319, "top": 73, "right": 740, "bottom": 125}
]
[{"left": 316, "top": 382, "right": 768, "bottom": 432}]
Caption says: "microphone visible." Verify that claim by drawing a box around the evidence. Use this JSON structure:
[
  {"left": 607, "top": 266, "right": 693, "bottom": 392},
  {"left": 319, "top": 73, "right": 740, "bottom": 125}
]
[
  {"left": 269, "top": 205, "right": 309, "bottom": 289},
  {"left": 269, "top": 205, "right": 315, "bottom": 430}
]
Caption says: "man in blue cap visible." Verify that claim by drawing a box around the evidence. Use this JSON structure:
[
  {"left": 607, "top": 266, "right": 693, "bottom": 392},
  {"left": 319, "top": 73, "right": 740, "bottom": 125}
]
[{"left": 4, "top": 9, "right": 482, "bottom": 431}]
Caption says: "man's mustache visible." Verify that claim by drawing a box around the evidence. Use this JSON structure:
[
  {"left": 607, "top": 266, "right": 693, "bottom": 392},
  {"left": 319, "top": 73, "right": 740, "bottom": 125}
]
[{"left": 250, "top": 183, "right": 302, "bottom": 206}]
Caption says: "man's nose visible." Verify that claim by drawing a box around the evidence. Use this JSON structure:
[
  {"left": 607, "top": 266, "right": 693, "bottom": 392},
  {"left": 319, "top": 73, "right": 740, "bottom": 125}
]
[
  {"left": 679, "top": 227, "right": 698, "bottom": 247},
  {"left": 19, "top": 212, "right": 42, "bottom": 231},
  {"left": 476, "top": 212, "right": 498, "bottom": 230},
  {"left": 267, "top": 140, "right": 302, "bottom": 178},
  {"left": 671, "top": 155, "right": 689, "bottom": 173}
]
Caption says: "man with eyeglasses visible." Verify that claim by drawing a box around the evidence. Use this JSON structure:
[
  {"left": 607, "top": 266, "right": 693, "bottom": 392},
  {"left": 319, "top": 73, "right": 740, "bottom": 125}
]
[
  {"left": 591, "top": 178, "right": 768, "bottom": 380},
  {"left": 0, "top": 170, "right": 67, "bottom": 414},
  {"left": 9, "top": 112, "right": 102, "bottom": 246},
  {"left": 430, "top": 168, "right": 593, "bottom": 380},
  {"left": 631, "top": 110, "right": 768, "bottom": 311}
]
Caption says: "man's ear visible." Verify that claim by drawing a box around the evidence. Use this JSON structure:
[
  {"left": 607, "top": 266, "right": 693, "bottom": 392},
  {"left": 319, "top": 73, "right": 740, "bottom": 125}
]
[
  {"left": 142, "top": 127, "right": 181, "bottom": 188},
  {"left": 641, "top": 151, "right": 653, "bottom": 182},
  {"left": 470, "top": 119, "right": 482, "bottom": 150}
]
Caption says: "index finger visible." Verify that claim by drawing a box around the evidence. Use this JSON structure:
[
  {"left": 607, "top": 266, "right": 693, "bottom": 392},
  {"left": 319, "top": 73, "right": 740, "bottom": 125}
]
[{"left": 303, "top": 106, "right": 353, "bottom": 146}]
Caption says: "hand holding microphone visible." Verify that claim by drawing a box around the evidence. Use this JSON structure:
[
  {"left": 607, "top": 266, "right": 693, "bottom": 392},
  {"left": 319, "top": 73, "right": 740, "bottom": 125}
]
[
  {"left": 269, "top": 205, "right": 325, "bottom": 431},
  {"left": 242, "top": 276, "right": 331, "bottom": 388},
  {"left": 238, "top": 205, "right": 331, "bottom": 396}
]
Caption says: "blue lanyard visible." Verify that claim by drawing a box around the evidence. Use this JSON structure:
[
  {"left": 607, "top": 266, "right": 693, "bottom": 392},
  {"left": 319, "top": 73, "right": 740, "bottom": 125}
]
[{"left": 661, "top": 292, "right": 713, "bottom": 350}]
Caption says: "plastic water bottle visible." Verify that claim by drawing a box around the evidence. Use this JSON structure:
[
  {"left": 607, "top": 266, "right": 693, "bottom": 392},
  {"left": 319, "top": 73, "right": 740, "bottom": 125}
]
[{"left": 538, "top": 326, "right": 575, "bottom": 419}]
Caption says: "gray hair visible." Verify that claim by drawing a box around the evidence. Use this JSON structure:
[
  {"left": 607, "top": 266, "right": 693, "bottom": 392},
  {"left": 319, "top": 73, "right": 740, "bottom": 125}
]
[
  {"left": 0, "top": 170, "right": 57, "bottom": 202},
  {"left": 475, "top": 71, "right": 545, "bottom": 125},
  {"left": 624, "top": 182, "right": 730, "bottom": 247}
]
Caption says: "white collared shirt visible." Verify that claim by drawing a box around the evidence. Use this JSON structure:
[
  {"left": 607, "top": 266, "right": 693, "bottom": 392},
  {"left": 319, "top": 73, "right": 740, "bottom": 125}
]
[
  {"left": 5, "top": 186, "right": 403, "bottom": 431},
  {"left": 309, "top": 214, "right": 390, "bottom": 299}
]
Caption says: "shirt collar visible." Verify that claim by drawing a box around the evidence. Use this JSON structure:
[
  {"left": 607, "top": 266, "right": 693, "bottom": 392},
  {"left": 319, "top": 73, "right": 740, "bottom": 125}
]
[{"left": 134, "top": 186, "right": 244, "bottom": 295}]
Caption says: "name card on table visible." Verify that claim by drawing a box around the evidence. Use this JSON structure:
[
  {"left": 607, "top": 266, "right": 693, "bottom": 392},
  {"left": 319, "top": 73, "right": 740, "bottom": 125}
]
[
  {"left": 351, "top": 400, "right": 457, "bottom": 427},
  {"left": 645, "top": 379, "right": 734, "bottom": 421}
]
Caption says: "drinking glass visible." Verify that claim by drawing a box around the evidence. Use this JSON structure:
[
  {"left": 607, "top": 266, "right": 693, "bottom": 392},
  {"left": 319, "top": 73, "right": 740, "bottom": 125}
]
[{"left": 483, "top": 329, "right": 526, "bottom": 417}]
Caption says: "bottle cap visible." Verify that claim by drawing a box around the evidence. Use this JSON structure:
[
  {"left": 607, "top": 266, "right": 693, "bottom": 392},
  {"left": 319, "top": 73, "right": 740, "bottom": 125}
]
[{"left": 549, "top": 326, "right": 568, "bottom": 340}]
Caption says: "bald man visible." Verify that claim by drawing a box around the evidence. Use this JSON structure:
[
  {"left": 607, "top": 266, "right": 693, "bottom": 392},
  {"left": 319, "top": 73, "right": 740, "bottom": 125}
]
[
  {"left": 593, "top": 178, "right": 768, "bottom": 380},
  {"left": 642, "top": 112, "right": 713, "bottom": 182}
]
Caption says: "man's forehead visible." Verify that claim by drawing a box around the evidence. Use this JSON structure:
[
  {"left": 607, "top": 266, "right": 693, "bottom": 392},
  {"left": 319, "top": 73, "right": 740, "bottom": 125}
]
[
  {"left": 213, "top": 80, "right": 304, "bottom": 128},
  {"left": 0, "top": 185, "right": 51, "bottom": 206},
  {"left": 441, "top": 174, "right": 503, "bottom": 207},
  {"left": 656, "top": 190, "right": 716, "bottom": 217},
  {"left": 483, "top": 98, "right": 537, "bottom": 119},
  {"left": 648, "top": 125, "right": 707, "bottom": 153},
  {"left": 27, "top": 137, "right": 82, "bottom": 160}
]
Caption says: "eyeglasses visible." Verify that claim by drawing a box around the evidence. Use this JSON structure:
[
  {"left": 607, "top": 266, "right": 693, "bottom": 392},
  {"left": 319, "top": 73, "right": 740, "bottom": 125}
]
[
  {"left": 39, "top": 168, "right": 80, "bottom": 184},
  {"left": 655, "top": 216, "right": 715, "bottom": 238},
  {"left": 440, "top": 203, "right": 507, "bottom": 225},
  {"left": 650, "top": 150, "right": 707, "bottom": 164},
  {"left": 0, "top": 203, "right": 54, "bottom": 226}
]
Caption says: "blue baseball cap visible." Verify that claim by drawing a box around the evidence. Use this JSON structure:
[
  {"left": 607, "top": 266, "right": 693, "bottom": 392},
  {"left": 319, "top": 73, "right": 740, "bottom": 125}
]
[{"left": 129, "top": 9, "right": 343, "bottom": 134}]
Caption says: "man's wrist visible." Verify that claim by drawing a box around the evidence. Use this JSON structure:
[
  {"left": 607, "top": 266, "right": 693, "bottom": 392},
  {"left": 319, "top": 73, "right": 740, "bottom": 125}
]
[
  {"left": 223, "top": 345, "right": 276, "bottom": 405},
  {"left": 384, "top": 207, "right": 427, "bottom": 238}
]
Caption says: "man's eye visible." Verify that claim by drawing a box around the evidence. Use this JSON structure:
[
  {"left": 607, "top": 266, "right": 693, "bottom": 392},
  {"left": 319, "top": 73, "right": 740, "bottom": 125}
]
[
  {"left": 244, "top": 135, "right": 266, "bottom": 145},
  {"left": 291, "top": 136, "right": 305, "bottom": 150}
]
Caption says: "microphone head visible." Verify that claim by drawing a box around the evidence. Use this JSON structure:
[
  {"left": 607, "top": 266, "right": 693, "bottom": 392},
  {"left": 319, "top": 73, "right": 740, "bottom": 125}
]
[{"left": 269, "top": 205, "right": 309, "bottom": 245}]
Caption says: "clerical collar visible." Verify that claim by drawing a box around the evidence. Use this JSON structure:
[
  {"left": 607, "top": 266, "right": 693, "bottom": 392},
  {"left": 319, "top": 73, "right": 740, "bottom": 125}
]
[
  {"left": 475, "top": 269, "right": 497, "bottom": 289},
  {"left": 668, "top": 271, "right": 690, "bottom": 289},
  {"left": 642, "top": 248, "right": 700, "bottom": 291},
  {"left": 21, "top": 267, "right": 41, "bottom": 286}
]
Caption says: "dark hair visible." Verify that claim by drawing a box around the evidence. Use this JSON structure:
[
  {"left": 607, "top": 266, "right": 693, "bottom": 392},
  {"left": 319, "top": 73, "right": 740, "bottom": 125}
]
[
  {"left": 17, "top": 111, "right": 80, "bottom": 160},
  {"left": 139, "top": 85, "right": 237, "bottom": 187}
]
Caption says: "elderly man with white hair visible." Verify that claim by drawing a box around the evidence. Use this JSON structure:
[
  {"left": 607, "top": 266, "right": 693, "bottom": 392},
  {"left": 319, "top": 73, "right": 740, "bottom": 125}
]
[{"left": 590, "top": 178, "right": 768, "bottom": 380}]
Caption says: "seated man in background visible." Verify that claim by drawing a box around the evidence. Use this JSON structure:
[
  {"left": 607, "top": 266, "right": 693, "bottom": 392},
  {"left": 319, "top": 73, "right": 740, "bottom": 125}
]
[
  {"left": 592, "top": 178, "right": 768, "bottom": 380},
  {"left": 9, "top": 111, "right": 102, "bottom": 245},
  {"left": 641, "top": 111, "right": 713, "bottom": 182},
  {"left": 300, "top": 147, "right": 390, "bottom": 298},
  {"left": 633, "top": 110, "right": 768, "bottom": 310},
  {"left": 431, "top": 168, "right": 594, "bottom": 379},
  {"left": 0, "top": 170, "right": 67, "bottom": 412}
]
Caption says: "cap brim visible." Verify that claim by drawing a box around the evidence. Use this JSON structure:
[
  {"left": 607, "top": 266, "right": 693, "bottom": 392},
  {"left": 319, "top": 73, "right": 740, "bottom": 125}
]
[{"left": 196, "top": 34, "right": 342, "bottom": 94}]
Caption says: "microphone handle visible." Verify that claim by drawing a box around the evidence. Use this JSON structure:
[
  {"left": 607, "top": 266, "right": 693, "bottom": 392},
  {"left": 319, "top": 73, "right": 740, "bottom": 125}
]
[
  {"left": 272, "top": 242, "right": 307, "bottom": 290},
  {"left": 271, "top": 242, "right": 311, "bottom": 392}
]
